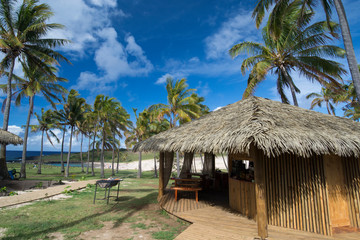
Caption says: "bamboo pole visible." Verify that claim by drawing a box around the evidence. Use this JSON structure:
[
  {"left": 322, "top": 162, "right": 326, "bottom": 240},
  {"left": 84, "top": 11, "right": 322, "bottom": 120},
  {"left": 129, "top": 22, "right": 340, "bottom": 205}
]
[
  {"left": 251, "top": 146, "right": 268, "bottom": 239},
  {"left": 158, "top": 152, "right": 164, "bottom": 201}
]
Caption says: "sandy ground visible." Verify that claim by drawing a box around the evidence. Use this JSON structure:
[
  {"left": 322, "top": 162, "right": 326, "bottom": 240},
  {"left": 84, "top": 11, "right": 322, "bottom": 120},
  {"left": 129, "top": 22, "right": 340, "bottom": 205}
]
[{"left": 101, "top": 155, "right": 229, "bottom": 172}]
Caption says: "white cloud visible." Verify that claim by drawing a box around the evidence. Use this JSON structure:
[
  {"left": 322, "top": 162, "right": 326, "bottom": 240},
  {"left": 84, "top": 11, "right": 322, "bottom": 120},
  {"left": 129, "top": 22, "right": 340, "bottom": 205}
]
[
  {"left": 73, "top": 30, "right": 153, "bottom": 93},
  {"left": 205, "top": 11, "right": 261, "bottom": 60},
  {"left": 89, "top": 0, "right": 117, "bottom": 7},
  {"left": 46, "top": 0, "right": 124, "bottom": 55},
  {"left": 156, "top": 73, "right": 174, "bottom": 85},
  {"left": 196, "top": 81, "right": 211, "bottom": 97},
  {"left": 8, "top": 125, "right": 24, "bottom": 136}
]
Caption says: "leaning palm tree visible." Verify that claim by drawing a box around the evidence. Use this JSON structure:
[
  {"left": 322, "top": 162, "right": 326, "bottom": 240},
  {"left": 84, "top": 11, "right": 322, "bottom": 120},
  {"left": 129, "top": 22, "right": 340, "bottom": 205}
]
[
  {"left": 252, "top": 0, "right": 360, "bottom": 102},
  {"left": 30, "top": 109, "right": 59, "bottom": 174},
  {"left": 306, "top": 87, "right": 338, "bottom": 115},
  {"left": 54, "top": 90, "right": 86, "bottom": 178},
  {"left": 0, "top": 63, "right": 67, "bottom": 178},
  {"left": 0, "top": 0, "right": 69, "bottom": 179},
  {"left": 230, "top": 1, "right": 346, "bottom": 106}
]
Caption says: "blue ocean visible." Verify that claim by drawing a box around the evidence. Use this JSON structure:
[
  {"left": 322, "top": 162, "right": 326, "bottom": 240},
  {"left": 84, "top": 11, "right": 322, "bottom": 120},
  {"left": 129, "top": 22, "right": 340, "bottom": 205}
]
[{"left": 6, "top": 150, "right": 63, "bottom": 162}]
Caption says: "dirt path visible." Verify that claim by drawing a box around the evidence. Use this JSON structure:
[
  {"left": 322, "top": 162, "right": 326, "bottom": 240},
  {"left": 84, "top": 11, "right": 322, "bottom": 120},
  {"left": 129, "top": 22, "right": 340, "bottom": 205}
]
[{"left": 0, "top": 179, "right": 96, "bottom": 208}]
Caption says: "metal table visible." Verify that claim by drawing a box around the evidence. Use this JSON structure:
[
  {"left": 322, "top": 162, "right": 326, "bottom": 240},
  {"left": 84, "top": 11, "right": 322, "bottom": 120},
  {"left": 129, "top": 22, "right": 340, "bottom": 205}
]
[{"left": 93, "top": 179, "right": 123, "bottom": 204}]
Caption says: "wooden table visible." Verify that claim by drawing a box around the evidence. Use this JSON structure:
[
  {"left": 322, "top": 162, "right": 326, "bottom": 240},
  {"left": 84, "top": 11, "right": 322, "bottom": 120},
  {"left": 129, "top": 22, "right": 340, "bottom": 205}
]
[{"left": 171, "top": 178, "right": 203, "bottom": 202}]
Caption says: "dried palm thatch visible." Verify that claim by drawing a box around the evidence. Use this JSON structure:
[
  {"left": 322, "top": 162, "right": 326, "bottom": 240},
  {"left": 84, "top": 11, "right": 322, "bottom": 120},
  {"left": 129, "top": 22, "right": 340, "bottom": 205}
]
[
  {"left": 134, "top": 97, "right": 360, "bottom": 158},
  {"left": 0, "top": 129, "right": 23, "bottom": 145}
]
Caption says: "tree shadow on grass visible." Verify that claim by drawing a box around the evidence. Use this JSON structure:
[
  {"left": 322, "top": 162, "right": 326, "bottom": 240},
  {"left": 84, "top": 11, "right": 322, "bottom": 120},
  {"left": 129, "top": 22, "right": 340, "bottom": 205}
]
[{"left": 3, "top": 192, "right": 158, "bottom": 240}]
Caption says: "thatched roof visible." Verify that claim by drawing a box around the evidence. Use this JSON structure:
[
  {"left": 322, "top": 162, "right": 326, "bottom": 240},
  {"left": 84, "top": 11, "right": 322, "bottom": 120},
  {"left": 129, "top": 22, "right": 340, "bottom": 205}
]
[
  {"left": 0, "top": 129, "right": 23, "bottom": 145},
  {"left": 134, "top": 97, "right": 360, "bottom": 158}
]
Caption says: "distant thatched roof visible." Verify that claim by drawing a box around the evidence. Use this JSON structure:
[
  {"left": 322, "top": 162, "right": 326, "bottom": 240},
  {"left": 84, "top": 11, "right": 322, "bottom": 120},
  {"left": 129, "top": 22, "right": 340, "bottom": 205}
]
[
  {"left": 0, "top": 129, "right": 23, "bottom": 145},
  {"left": 134, "top": 97, "right": 360, "bottom": 158}
]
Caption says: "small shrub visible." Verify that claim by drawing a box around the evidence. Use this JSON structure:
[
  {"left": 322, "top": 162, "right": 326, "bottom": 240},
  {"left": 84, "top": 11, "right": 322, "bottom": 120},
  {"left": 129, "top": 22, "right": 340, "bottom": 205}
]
[{"left": 0, "top": 186, "right": 7, "bottom": 193}]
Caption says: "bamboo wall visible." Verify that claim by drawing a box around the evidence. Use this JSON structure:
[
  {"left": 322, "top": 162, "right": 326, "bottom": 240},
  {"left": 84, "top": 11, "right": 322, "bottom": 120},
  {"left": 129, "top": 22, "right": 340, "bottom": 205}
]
[
  {"left": 264, "top": 154, "right": 331, "bottom": 235},
  {"left": 343, "top": 156, "right": 360, "bottom": 228}
]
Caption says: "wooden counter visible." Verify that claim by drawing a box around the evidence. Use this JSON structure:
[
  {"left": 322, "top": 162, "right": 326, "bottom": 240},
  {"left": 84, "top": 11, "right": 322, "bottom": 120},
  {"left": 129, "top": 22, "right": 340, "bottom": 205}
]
[{"left": 229, "top": 177, "right": 256, "bottom": 219}]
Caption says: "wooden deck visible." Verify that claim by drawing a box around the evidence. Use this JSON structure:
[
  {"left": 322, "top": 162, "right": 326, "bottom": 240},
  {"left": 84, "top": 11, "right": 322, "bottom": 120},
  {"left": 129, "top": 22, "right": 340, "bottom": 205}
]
[{"left": 160, "top": 191, "right": 360, "bottom": 240}]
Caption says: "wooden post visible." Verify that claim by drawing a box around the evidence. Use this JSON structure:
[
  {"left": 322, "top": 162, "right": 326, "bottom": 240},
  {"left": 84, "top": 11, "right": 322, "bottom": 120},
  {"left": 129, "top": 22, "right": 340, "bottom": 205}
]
[
  {"left": 158, "top": 152, "right": 164, "bottom": 201},
  {"left": 251, "top": 145, "right": 268, "bottom": 239}
]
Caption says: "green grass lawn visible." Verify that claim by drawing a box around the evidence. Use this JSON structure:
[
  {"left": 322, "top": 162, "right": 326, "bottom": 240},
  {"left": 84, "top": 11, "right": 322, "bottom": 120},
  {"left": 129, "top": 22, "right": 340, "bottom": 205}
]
[
  {"left": 0, "top": 166, "right": 188, "bottom": 240},
  {"left": 7, "top": 162, "right": 157, "bottom": 181}
]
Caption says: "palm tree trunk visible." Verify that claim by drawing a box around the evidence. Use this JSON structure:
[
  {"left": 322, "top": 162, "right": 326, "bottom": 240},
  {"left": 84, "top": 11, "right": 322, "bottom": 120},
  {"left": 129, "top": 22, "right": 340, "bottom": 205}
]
[
  {"left": 86, "top": 135, "right": 91, "bottom": 174},
  {"left": 21, "top": 95, "right": 34, "bottom": 178},
  {"left": 281, "top": 66, "right": 299, "bottom": 106},
  {"left": 91, "top": 131, "right": 95, "bottom": 176},
  {"left": 100, "top": 130, "right": 106, "bottom": 178},
  {"left": 0, "top": 56, "right": 16, "bottom": 179},
  {"left": 80, "top": 133, "right": 84, "bottom": 172},
  {"left": 333, "top": 0, "right": 360, "bottom": 102},
  {"left": 65, "top": 126, "right": 74, "bottom": 178},
  {"left": 176, "top": 152, "right": 180, "bottom": 177},
  {"left": 154, "top": 153, "right": 158, "bottom": 178},
  {"left": 116, "top": 149, "right": 120, "bottom": 174},
  {"left": 137, "top": 151, "right": 142, "bottom": 178},
  {"left": 326, "top": 101, "right": 331, "bottom": 115},
  {"left": 37, "top": 130, "right": 44, "bottom": 174},
  {"left": 111, "top": 134, "right": 115, "bottom": 176},
  {"left": 60, "top": 129, "right": 65, "bottom": 173}
]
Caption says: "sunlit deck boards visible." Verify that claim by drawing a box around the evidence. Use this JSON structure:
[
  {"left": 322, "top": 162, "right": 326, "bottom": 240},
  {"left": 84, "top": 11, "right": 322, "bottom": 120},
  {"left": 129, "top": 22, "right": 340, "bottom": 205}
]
[
  {"left": 160, "top": 190, "right": 212, "bottom": 213},
  {"left": 160, "top": 191, "right": 360, "bottom": 240}
]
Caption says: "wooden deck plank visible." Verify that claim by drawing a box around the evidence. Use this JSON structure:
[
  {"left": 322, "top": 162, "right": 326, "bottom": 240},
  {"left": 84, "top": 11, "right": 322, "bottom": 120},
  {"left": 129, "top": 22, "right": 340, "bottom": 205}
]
[{"left": 159, "top": 193, "right": 360, "bottom": 240}]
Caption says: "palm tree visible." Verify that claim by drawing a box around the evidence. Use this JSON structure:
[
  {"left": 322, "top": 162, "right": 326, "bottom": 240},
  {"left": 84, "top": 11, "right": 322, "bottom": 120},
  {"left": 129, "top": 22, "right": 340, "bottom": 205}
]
[
  {"left": 125, "top": 108, "right": 152, "bottom": 178},
  {"left": 306, "top": 87, "right": 337, "bottom": 115},
  {"left": 149, "top": 78, "right": 206, "bottom": 176},
  {"left": 230, "top": 1, "right": 346, "bottom": 106},
  {"left": 75, "top": 103, "right": 91, "bottom": 173},
  {"left": 0, "top": 0, "right": 69, "bottom": 178},
  {"left": 30, "top": 108, "right": 59, "bottom": 174},
  {"left": 94, "top": 95, "right": 130, "bottom": 178},
  {"left": 252, "top": 0, "right": 360, "bottom": 102},
  {"left": 55, "top": 90, "right": 86, "bottom": 178},
  {"left": 53, "top": 109, "right": 68, "bottom": 173},
  {"left": 0, "top": 63, "right": 67, "bottom": 178}
]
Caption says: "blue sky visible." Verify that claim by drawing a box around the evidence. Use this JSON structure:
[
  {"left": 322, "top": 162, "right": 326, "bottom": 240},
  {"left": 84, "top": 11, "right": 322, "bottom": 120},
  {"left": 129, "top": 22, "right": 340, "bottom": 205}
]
[{"left": 2, "top": 0, "right": 360, "bottom": 152}]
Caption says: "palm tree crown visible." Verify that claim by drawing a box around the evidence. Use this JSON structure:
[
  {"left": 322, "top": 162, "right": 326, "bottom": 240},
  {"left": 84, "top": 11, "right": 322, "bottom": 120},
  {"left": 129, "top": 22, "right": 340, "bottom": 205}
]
[{"left": 230, "top": 1, "right": 346, "bottom": 106}]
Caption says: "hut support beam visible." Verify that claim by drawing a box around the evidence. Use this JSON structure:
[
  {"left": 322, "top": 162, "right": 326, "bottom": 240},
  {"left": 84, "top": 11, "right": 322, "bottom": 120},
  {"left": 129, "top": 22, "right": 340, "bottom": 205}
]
[
  {"left": 158, "top": 152, "right": 164, "bottom": 201},
  {"left": 252, "top": 147, "right": 268, "bottom": 239}
]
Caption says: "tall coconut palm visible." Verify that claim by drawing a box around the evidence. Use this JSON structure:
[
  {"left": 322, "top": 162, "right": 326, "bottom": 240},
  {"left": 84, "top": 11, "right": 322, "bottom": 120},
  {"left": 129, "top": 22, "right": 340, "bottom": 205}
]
[
  {"left": 0, "top": 63, "right": 67, "bottom": 178},
  {"left": 125, "top": 108, "right": 152, "bottom": 178},
  {"left": 30, "top": 108, "right": 59, "bottom": 174},
  {"left": 53, "top": 109, "right": 68, "bottom": 173},
  {"left": 94, "top": 95, "right": 130, "bottom": 178},
  {"left": 54, "top": 90, "right": 86, "bottom": 178},
  {"left": 75, "top": 103, "right": 91, "bottom": 173},
  {"left": 230, "top": 1, "right": 346, "bottom": 106},
  {"left": 252, "top": 0, "right": 360, "bottom": 102},
  {"left": 83, "top": 109, "right": 97, "bottom": 176},
  {"left": 306, "top": 87, "right": 338, "bottom": 115},
  {"left": 0, "top": 0, "right": 69, "bottom": 178},
  {"left": 149, "top": 78, "right": 206, "bottom": 176}
]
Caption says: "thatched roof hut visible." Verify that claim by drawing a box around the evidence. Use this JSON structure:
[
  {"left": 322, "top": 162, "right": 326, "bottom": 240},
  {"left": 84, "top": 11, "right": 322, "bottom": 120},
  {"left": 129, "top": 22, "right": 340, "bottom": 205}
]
[
  {"left": 135, "top": 97, "right": 360, "bottom": 238},
  {"left": 0, "top": 129, "right": 23, "bottom": 145},
  {"left": 134, "top": 96, "right": 360, "bottom": 158}
]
